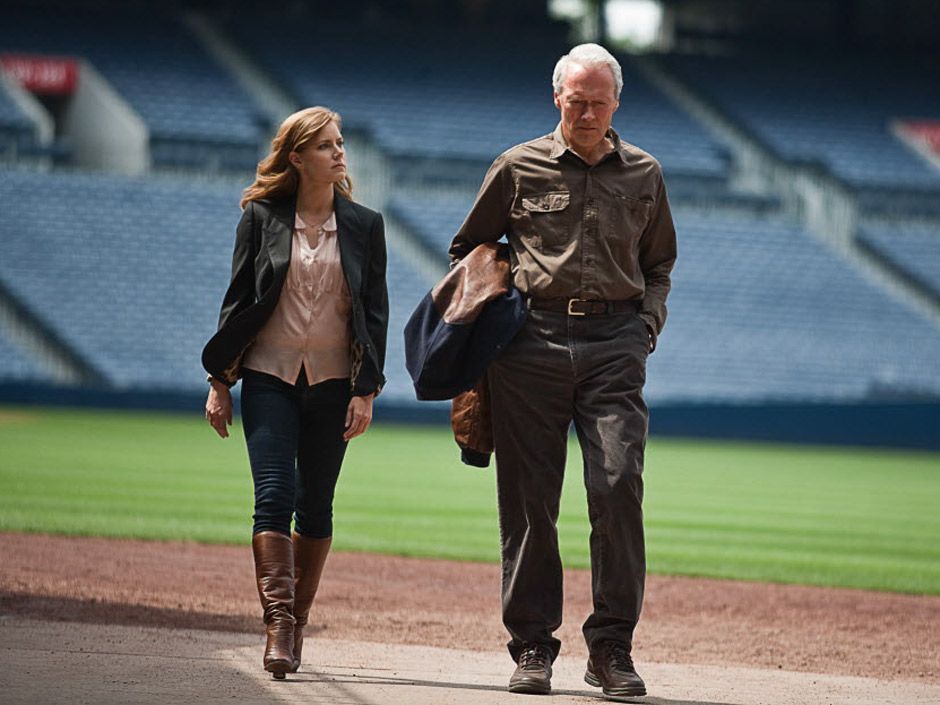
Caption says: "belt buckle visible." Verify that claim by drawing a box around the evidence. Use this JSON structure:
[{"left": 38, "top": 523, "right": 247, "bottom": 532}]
[{"left": 567, "top": 298, "right": 587, "bottom": 316}]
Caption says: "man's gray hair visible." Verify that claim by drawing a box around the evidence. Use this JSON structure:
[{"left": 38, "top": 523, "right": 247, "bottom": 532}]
[{"left": 552, "top": 43, "right": 623, "bottom": 99}]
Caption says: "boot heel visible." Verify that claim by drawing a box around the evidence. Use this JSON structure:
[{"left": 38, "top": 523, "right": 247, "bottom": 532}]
[{"left": 266, "top": 655, "right": 292, "bottom": 679}]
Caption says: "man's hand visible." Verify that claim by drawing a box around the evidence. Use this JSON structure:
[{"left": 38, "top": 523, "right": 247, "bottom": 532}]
[
  {"left": 205, "top": 380, "right": 233, "bottom": 438},
  {"left": 344, "top": 393, "right": 375, "bottom": 441}
]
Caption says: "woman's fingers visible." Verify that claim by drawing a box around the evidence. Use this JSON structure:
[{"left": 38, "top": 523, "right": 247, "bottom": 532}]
[
  {"left": 208, "top": 410, "right": 229, "bottom": 438},
  {"left": 343, "top": 399, "right": 372, "bottom": 441},
  {"left": 343, "top": 414, "right": 362, "bottom": 440},
  {"left": 344, "top": 399, "right": 360, "bottom": 438},
  {"left": 205, "top": 392, "right": 231, "bottom": 439}
]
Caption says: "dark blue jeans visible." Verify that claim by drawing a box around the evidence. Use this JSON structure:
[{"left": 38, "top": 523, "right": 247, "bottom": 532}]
[{"left": 240, "top": 369, "right": 351, "bottom": 538}]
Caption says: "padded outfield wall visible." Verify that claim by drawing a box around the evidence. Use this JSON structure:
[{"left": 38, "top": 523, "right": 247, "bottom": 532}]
[{"left": 1, "top": 382, "right": 938, "bottom": 451}]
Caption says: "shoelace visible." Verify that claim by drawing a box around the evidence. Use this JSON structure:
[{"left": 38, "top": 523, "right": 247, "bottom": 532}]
[
  {"left": 605, "top": 642, "right": 634, "bottom": 672},
  {"left": 519, "top": 646, "right": 549, "bottom": 671}
]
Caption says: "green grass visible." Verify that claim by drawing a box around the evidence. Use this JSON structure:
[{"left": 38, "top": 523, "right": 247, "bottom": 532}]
[{"left": 1, "top": 405, "right": 938, "bottom": 594}]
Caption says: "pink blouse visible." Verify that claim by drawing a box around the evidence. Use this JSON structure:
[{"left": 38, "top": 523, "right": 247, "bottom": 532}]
[{"left": 242, "top": 211, "right": 352, "bottom": 385}]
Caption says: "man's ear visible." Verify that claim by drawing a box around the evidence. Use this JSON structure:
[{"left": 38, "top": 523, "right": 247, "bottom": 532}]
[{"left": 553, "top": 91, "right": 562, "bottom": 110}]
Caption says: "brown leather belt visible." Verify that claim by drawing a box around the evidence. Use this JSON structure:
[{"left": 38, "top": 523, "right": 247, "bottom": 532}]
[{"left": 527, "top": 297, "right": 641, "bottom": 316}]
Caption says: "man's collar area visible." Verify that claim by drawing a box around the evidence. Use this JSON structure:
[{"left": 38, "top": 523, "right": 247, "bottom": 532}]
[{"left": 549, "top": 123, "right": 628, "bottom": 164}]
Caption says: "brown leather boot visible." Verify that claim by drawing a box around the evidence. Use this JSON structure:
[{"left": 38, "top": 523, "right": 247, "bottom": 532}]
[
  {"left": 290, "top": 532, "right": 331, "bottom": 672},
  {"left": 251, "top": 531, "right": 295, "bottom": 679}
]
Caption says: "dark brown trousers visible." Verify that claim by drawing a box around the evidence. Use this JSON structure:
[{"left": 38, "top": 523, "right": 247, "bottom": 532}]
[{"left": 488, "top": 308, "right": 650, "bottom": 662}]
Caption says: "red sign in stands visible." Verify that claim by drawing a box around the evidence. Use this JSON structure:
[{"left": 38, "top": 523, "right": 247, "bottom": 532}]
[
  {"left": 0, "top": 54, "right": 78, "bottom": 95},
  {"left": 893, "top": 119, "right": 940, "bottom": 171}
]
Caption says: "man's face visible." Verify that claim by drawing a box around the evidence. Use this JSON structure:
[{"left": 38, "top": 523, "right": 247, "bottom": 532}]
[{"left": 554, "top": 62, "right": 619, "bottom": 156}]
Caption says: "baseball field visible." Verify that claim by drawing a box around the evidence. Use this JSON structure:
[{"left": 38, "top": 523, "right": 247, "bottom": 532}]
[
  {"left": 1, "top": 404, "right": 938, "bottom": 594},
  {"left": 2, "top": 404, "right": 939, "bottom": 705}
]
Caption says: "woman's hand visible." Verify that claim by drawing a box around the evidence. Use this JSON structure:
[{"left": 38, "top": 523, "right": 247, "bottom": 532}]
[
  {"left": 344, "top": 393, "right": 374, "bottom": 441},
  {"left": 205, "top": 380, "right": 233, "bottom": 438}
]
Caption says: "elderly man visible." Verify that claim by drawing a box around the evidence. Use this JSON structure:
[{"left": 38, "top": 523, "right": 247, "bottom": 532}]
[{"left": 449, "top": 43, "right": 676, "bottom": 698}]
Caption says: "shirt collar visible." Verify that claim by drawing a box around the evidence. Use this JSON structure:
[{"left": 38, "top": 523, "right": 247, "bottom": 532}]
[
  {"left": 294, "top": 210, "right": 337, "bottom": 233},
  {"left": 549, "top": 122, "right": 628, "bottom": 164}
]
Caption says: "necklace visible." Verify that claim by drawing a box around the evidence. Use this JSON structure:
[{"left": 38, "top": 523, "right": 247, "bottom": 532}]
[{"left": 299, "top": 210, "right": 331, "bottom": 229}]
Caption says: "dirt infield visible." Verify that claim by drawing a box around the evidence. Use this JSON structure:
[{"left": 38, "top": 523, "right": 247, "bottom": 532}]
[{"left": 1, "top": 532, "right": 937, "bottom": 686}]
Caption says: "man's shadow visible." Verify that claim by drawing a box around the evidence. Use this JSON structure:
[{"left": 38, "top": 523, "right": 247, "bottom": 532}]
[{"left": 290, "top": 669, "right": 739, "bottom": 705}]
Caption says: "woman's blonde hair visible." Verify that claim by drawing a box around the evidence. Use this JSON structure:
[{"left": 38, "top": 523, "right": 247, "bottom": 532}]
[{"left": 241, "top": 107, "right": 353, "bottom": 209}]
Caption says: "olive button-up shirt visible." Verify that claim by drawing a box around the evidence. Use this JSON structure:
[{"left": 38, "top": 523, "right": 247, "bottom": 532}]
[{"left": 449, "top": 123, "right": 677, "bottom": 346}]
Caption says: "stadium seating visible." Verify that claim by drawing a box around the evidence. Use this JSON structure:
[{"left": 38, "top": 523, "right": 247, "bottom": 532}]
[
  {"left": 2, "top": 12, "right": 939, "bottom": 411},
  {"left": 0, "top": 5, "right": 263, "bottom": 169},
  {"left": 0, "top": 167, "right": 436, "bottom": 398},
  {"left": 384, "top": 195, "right": 940, "bottom": 403},
  {"left": 226, "top": 18, "right": 728, "bottom": 181},
  {"left": 0, "top": 326, "right": 44, "bottom": 381},
  {"left": 647, "top": 211, "right": 940, "bottom": 403},
  {"left": 662, "top": 50, "right": 940, "bottom": 199},
  {"left": 6, "top": 170, "right": 931, "bottom": 403},
  {"left": 382, "top": 249, "right": 437, "bottom": 402},
  {"left": 0, "top": 80, "right": 35, "bottom": 158},
  {"left": 858, "top": 222, "right": 940, "bottom": 299},
  {"left": 0, "top": 167, "right": 241, "bottom": 389},
  {"left": 388, "top": 193, "right": 474, "bottom": 256}
]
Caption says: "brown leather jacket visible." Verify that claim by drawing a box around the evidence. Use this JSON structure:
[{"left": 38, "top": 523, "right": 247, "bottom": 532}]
[{"left": 452, "top": 374, "right": 495, "bottom": 467}]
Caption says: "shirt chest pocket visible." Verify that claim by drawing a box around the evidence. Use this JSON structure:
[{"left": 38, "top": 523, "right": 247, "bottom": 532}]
[
  {"left": 519, "top": 191, "right": 570, "bottom": 251},
  {"left": 608, "top": 194, "right": 653, "bottom": 253}
]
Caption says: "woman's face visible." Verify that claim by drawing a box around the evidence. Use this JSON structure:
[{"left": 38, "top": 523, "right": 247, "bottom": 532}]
[{"left": 289, "top": 120, "right": 347, "bottom": 186}]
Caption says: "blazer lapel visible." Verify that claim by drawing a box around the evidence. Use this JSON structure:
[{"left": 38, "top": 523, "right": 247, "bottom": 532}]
[
  {"left": 263, "top": 198, "right": 295, "bottom": 275},
  {"left": 335, "top": 195, "right": 365, "bottom": 295}
]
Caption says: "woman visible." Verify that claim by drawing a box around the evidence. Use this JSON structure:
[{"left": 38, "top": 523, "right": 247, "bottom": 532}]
[{"left": 202, "top": 107, "right": 388, "bottom": 679}]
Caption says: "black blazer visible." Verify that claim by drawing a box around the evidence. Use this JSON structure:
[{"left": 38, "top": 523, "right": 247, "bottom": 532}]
[{"left": 202, "top": 194, "right": 388, "bottom": 396}]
